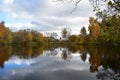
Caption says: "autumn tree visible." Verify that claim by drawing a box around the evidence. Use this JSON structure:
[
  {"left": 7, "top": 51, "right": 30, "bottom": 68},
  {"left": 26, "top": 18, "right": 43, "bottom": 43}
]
[
  {"left": 14, "top": 30, "right": 28, "bottom": 44},
  {"left": 4, "top": 29, "right": 13, "bottom": 44},
  {"left": 0, "top": 21, "right": 5, "bottom": 27},
  {"left": 27, "top": 31, "right": 33, "bottom": 42},
  {"left": 69, "top": 35, "right": 79, "bottom": 42},
  {"left": 89, "top": 17, "right": 101, "bottom": 40},
  {"left": 99, "top": 15, "right": 120, "bottom": 44},
  {"left": 38, "top": 33, "right": 44, "bottom": 42},
  {"left": 31, "top": 30, "right": 43, "bottom": 43},
  {"left": 0, "top": 21, "right": 12, "bottom": 45},
  {"left": 12, "top": 29, "right": 44, "bottom": 46},
  {"left": 61, "top": 27, "right": 71, "bottom": 40}
]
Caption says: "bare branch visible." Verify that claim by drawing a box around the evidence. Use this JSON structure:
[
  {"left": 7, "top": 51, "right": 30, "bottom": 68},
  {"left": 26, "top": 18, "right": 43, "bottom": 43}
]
[
  {"left": 53, "top": 0, "right": 82, "bottom": 13},
  {"left": 71, "top": 0, "right": 82, "bottom": 13}
]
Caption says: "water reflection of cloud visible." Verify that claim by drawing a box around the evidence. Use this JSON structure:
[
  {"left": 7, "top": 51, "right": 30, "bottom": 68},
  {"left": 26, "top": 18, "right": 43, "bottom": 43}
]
[
  {"left": 71, "top": 53, "right": 80, "bottom": 57},
  {"left": 0, "top": 47, "right": 97, "bottom": 80},
  {"left": 0, "top": 53, "right": 96, "bottom": 80},
  {"left": 4, "top": 56, "right": 35, "bottom": 69}
]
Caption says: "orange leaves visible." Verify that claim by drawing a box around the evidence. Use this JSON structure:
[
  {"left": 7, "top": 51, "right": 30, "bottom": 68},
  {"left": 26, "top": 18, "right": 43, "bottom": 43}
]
[
  {"left": 89, "top": 17, "right": 101, "bottom": 39},
  {"left": 0, "top": 26, "right": 8, "bottom": 37},
  {"left": 0, "top": 23, "right": 12, "bottom": 44}
]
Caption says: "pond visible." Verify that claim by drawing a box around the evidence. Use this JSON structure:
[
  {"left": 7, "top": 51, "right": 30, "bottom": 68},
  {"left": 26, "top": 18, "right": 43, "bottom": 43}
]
[{"left": 0, "top": 45, "right": 120, "bottom": 80}]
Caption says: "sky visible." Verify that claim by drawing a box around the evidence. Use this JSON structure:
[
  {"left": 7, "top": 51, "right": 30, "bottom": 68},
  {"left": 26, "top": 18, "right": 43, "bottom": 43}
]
[{"left": 0, "top": 0, "right": 95, "bottom": 35}]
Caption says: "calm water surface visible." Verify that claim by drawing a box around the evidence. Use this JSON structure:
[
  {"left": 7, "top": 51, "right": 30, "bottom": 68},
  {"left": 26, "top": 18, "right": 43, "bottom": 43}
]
[{"left": 0, "top": 46, "right": 120, "bottom": 80}]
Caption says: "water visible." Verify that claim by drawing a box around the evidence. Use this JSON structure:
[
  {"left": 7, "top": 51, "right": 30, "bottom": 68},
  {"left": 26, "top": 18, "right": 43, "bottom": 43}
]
[{"left": 0, "top": 45, "right": 120, "bottom": 80}]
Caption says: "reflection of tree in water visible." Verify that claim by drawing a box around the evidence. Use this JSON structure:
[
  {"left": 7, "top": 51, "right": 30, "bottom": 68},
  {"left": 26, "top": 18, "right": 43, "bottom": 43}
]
[
  {"left": 0, "top": 44, "right": 120, "bottom": 80},
  {"left": 61, "top": 48, "right": 71, "bottom": 61},
  {"left": 68, "top": 45, "right": 79, "bottom": 53},
  {"left": 0, "top": 46, "right": 44, "bottom": 68},
  {"left": 88, "top": 46, "right": 120, "bottom": 80},
  {"left": 78, "top": 45, "right": 120, "bottom": 80},
  {"left": 44, "top": 48, "right": 58, "bottom": 56},
  {"left": 96, "top": 68, "right": 120, "bottom": 80},
  {"left": 12, "top": 46, "right": 44, "bottom": 58},
  {"left": 0, "top": 46, "right": 12, "bottom": 68},
  {"left": 44, "top": 47, "right": 72, "bottom": 61},
  {"left": 61, "top": 49, "right": 67, "bottom": 60},
  {"left": 79, "top": 46, "right": 88, "bottom": 62},
  {"left": 89, "top": 48, "right": 101, "bottom": 73},
  {"left": 80, "top": 50, "right": 87, "bottom": 62},
  {"left": 0, "top": 53, "right": 7, "bottom": 68}
]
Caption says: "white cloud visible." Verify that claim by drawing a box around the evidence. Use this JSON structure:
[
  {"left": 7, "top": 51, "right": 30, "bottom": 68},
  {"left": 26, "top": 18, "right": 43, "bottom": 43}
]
[
  {"left": 3, "top": 0, "right": 14, "bottom": 5},
  {"left": 0, "top": 0, "right": 95, "bottom": 34},
  {"left": 12, "top": 12, "right": 17, "bottom": 19},
  {"left": 6, "top": 22, "right": 35, "bottom": 31},
  {"left": 5, "top": 56, "right": 35, "bottom": 65}
]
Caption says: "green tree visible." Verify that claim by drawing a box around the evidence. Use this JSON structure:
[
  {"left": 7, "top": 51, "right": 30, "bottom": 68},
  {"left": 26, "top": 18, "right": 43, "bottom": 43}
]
[
  {"left": 99, "top": 15, "right": 120, "bottom": 44},
  {"left": 69, "top": 35, "right": 79, "bottom": 42},
  {"left": 79, "top": 26, "right": 88, "bottom": 44},
  {"left": 80, "top": 26, "right": 87, "bottom": 37}
]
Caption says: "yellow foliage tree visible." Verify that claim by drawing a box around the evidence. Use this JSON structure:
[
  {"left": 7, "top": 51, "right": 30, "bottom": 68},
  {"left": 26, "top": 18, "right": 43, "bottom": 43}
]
[
  {"left": 38, "top": 33, "right": 44, "bottom": 42},
  {"left": 89, "top": 17, "right": 101, "bottom": 39},
  {"left": 27, "top": 32, "right": 33, "bottom": 42},
  {"left": 0, "top": 22, "right": 12, "bottom": 44},
  {"left": 69, "top": 35, "right": 79, "bottom": 42}
]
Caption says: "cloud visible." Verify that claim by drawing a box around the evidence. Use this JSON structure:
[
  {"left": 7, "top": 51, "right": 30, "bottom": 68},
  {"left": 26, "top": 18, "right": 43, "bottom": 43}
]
[
  {"left": 3, "top": 0, "right": 13, "bottom": 5},
  {"left": 6, "top": 22, "right": 35, "bottom": 31},
  {"left": 0, "top": 0, "right": 95, "bottom": 34}
]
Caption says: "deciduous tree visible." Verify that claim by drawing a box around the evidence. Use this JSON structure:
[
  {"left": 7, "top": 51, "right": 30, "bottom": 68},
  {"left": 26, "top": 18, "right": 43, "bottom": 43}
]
[
  {"left": 89, "top": 17, "right": 101, "bottom": 39},
  {"left": 61, "top": 27, "right": 71, "bottom": 40}
]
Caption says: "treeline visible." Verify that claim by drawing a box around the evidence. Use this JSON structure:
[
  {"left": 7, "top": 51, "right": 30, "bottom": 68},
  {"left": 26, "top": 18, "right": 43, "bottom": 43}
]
[
  {"left": 0, "top": 22, "right": 44, "bottom": 46},
  {"left": 0, "top": 0, "right": 120, "bottom": 46},
  {"left": 0, "top": 16, "right": 120, "bottom": 46},
  {"left": 61, "top": 16, "right": 120, "bottom": 46}
]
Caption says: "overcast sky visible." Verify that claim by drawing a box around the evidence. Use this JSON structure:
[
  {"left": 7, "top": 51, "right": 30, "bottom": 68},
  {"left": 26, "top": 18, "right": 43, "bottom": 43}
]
[{"left": 0, "top": 0, "right": 95, "bottom": 35}]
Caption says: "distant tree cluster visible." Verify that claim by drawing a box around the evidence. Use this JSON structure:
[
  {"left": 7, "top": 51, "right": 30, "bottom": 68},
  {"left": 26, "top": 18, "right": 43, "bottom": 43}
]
[
  {"left": 0, "top": 22, "right": 44, "bottom": 46},
  {"left": 0, "top": 22, "right": 61, "bottom": 46},
  {"left": 12, "top": 29, "right": 44, "bottom": 46}
]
